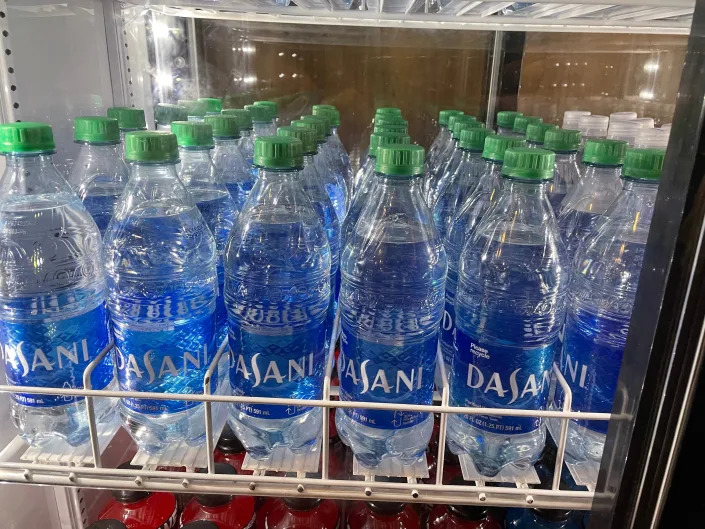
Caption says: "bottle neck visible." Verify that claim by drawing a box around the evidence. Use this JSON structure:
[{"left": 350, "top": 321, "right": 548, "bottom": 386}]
[
  {"left": 78, "top": 142, "right": 121, "bottom": 159},
  {"left": 303, "top": 153, "right": 316, "bottom": 168},
  {"left": 476, "top": 159, "right": 504, "bottom": 191},
  {"left": 1, "top": 152, "right": 72, "bottom": 196},
  {"left": 179, "top": 147, "right": 213, "bottom": 164},
  {"left": 214, "top": 137, "right": 239, "bottom": 148},
  {"left": 555, "top": 151, "right": 579, "bottom": 163},
  {"left": 130, "top": 160, "right": 180, "bottom": 181},
  {"left": 257, "top": 167, "right": 300, "bottom": 183}
]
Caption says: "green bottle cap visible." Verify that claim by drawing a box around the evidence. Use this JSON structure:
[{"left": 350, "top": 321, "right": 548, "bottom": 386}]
[
  {"left": 459, "top": 127, "right": 491, "bottom": 151},
  {"left": 583, "top": 138, "right": 628, "bottom": 166},
  {"left": 204, "top": 115, "right": 240, "bottom": 139},
  {"left": 376, "top": 144, "right": 425, "bottom": 177},
  {"left": 439, "top": 110, "right": 464, "bottom": 126},
  {"left": 124, "top": 131, "right": 178, "bottom": 163},
  {"left": 222, "top": 109, "right": 253, "bottom": 130},
  {"left": 526, "top": 122, "right": 558, "bottom": 144},
  {"left": 501, "top": 147, "right": 555, "bottom": 181},
  {"left": 375, "top": 107, "right": 402, "bottom": 118},
  {"left": 179, "top": 99, "right": 207, "bottom": 118},
  {"left": 74, "top": 116, "right": 120, "bottom": 144},
  {"left": 369, "top": 131, "right": 411, "bottom": 158},
  {"left": 277, "top": 125, "right": 317, "bottom": 155},
  {"left": 198, "top": 98, "right": 222, "bottom": 113},
  {"left": 312, "top": 105, "right": 340, "bottom": 126},
  {"left": 622, "top": 148, "right": 665, "bottom": 180},
  {"left": 253, "top": 136, "right": 303, "bottom": 169},
  {"left": 496, "top": 111, "right": 523, "bottom": 129},
  {"left": 452, "top": 119, "right": 481, "bottom": 139},
  {"left": 374, "top": 123, "right": 408, "bottom": 134},
  {"left": 292, "top": 119, "right": 325, "bottom": 143},
  {"left": 302, "top": 115, "right": 331, "bottom": 136},
  {"left": 482, "top": 134, "right": 527, "bottom": 162},
  {"left": 154, "top": 104, "right": 188, "bottom": 125},
  {"left": 375, "top": 117, "right": 408, "bottom": 127},
  {"left": 544, "top": 128, "right": 581, "bottom": 152},
  {"left": 0, "top": 122, "right": 55, "bottom": 154},
  {"left": 254, "top": 100, "right": 278, "bottom": 117},
  {"left": 107, "top": 107, "right": 146, "bottom": 130},
  {"left": 244, "top": 104, "right": 271, "bottom": 123},
  {"left": 448, "top": 114, "right": 475, "bottom": 132},
  {"left": 170, "top": 121, "right": 214, "bottom": 148},
  {"left": 513, "top": 116, "right": 543, "bottom": 134}
]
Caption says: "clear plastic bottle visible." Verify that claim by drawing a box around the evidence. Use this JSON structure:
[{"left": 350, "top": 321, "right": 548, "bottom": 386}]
[
  {"left": 245, "top": 104, "right": 277, "bottom": 138},
  {"left": 205, "top": 114, "right": 253, "bottom": 212},
  {"left": 69, "top": 116, "right": 130, "bottom": 236},
  {"left": 606, "top": 120, "right": 642, "bottom": 146},
  {"left": 562, "top": 111, "right": 590, "bottom": 131},
  {"left": 360, "top": 108, "right": 404, "bottom": 163},
  {"left": 549, "top": 148, "right": 664, "bottom": 463},
  {"left": 356, "top": 124, "right": 408, "bottom": 194},
  {"left": 172, "top": 121, "right": 238, "bottom": 349},
  {"left": 0, "top": 122, "right": 117, "bottom": 448},
  {"left": 225, "top": 136, "right": 330, "bottom": 459},
  {"left": 448, "top": 147, "right": 568, "bottom": 476},
  {"left": 104, "top": 131, "right": 219, "bottom": 454},
  {"left": 342, "top": 132, "right": 411, "bottom": 249},
  {"left": 427, "top": 110, "right": 464, "bottom": 169},
  {"left": 278, "top": 125, "right": 340, "bottom": 343},
  {"left": 313, "top": 104, "right": 352, "bottom": 189},
  {"left": 440, "top": 135, "right": 526, "bottom": 372},
  {"left": 254, "top": 100, "right": 279, "bottom": 127},
  {"left": 577, "top": 115, "right": 608, "bottom": 151},
  {"left": 557, "top": 138, "right": 626, "bottom": 264},
  {"left": 526, "top": 123, "right": 558, "bottom": 149},
  {"left": 154, "top": 103, "right": 188, "bottom": 131},
  {"left": 336, "top": 145, "right": 446, "bottom": 468},
  {"left": 427, "top": 119, "right": 481, "bottom": 206},
  {"left": 432, "top": 127, "right": 491, "bottom": 241},
  {"left": 179, "top": 99, "right": 208, "bottom": 123},
  {"left": 505, "top": 509, "right": 582, "bottom": 529},
  {"left": 512, "top": 116, "right": 543, "bottom": 138},
  {"left": 222, "top": 109, "right": 255, "bottom": 168},
  {"left": 107, "top": 107, "right": 147, "bottom": 156},
  {"left": 293, "top": 118, "right": 347, "bottom": 222},
  {"left": 543, "top": 128, "right": 583, "bottom": 214},
  {"left": 496, "top": 111, "right": 523, "bottom": 136}
]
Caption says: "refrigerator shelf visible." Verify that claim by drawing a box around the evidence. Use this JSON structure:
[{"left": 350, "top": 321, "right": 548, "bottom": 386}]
[{"left": 0, "top": 310, "right": 609, "bottom": 510}]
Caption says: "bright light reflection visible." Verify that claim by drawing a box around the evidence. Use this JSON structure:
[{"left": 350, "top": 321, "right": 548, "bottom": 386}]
[
  {"left": 155, "top": 71, "right": 173, "bottom": 89},
  {"left": 152, "top": 20, "right": 170, "bottom": 39}
]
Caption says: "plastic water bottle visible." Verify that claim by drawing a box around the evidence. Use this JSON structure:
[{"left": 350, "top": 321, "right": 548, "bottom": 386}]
[
  {"left": 557, "top": 139, "right": 626, "bottom": 264},
  {"left": 222, "top": 109, "right": 255, "bottom": 167},
  {"left": 313, "top": 104, "right": 352, "bottom": 188},
  {"left": 562, "top": 111, "right": 590, "bottom": 131},
  {"left": 549, "top": 148, "right": 664, "bottom": 463},
  {"left": 505, "top": 509, "right": 583, "bottom": 529},
  {"left": 512, "top": 116, "right": 543, "bottom": 138},
  {"left": 577, "top": 115, "right": 608, "bottom": 150},
  {"left": 374, "top": 118, "right": 409, "bottom": 135},
  {"left": 199, "top": 97, "right": 223, "bottom": 114},
  {"left": 69, "top": 116, "right": 130, "bottom": 236},
  {"left": 448, "top": 147, "right": 568, "bottom": 476},
  {"left": 179, "top": 99, "right": 208, "bottom": 122},
  {"left": 293, "top": 117, "right": 347, "bottom": 222},
  {"left": 172, "top": 121, "right": 238, "bottom": 348},
  {"left": 104, "top": 131, "right": 219, "bottom": 454},
  {"left": 426, "top": 113, "right": 467, "bottom": 190},
  {"left": 526, "top": 123, "right": 558, "bottom": 149},
  {"left": 336, "top": 144, "right": 446, "bottom": 467},
  {"left": 606, "top": 120, "right": 642, "bottom": 146},
  {"left": 543, "top": 128, "right": 582, "bottom": 214},
  {"left": 635, "top": 127, "right": 670, "bottom": 150},
  {"left": 496, "top": 111, "right": 523, "bottom": 136},
  {"left": 205, "top": 114, "right": 253, "bottom": 211},
  {"left": 302, "top": 114, "right": 349, "bottom": 211},
  {"left": 609, "top": 111, "right": 637, "bottom": 125},
  {"left": 245, "top": 104, "right": 277, "bottom": 138},
  {"left": 357, "top": 121, "right": 408, "bottom": 193},
  {"left": 154, "top": 104, "right": 187, "bottom": 131},
  {"left": 427, "top": 110, "right": 463, "bottom": 169},
  {"left": 342, "top": 132, "right": 411, "bottom": 249},
  {"left": 440, "top": 135, "right": 526, "bottom": 372},
  {"left": 0, "top": 122, "right": 116, "bottom": 448},
  {"left": 254, "top": 100, "right": 278, "bottom": 127},
  {"left": 432, "top": 127, "right": 491, "bottom": 240},
  {"left": 277, "top": 125, "right": 340, "bottom": 341},
  {"left": 427, "top": 119, "right": 481, "bottom": 206},
  {"left": 107, "top": 107, "right": 147, "bottom": 155},
  {"left": 225, "top": 136, "right": 330, "bottom": 458},
  {"left": 361, "top": 108, "right": 403, "bottom": 162}
]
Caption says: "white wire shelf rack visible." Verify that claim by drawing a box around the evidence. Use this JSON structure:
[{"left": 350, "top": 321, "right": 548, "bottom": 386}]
[
  {"left": 127, "top": 0, "right": 694, "bottom": 34},
  {"left": 0, "top": 314, "right": 615, "bottom": 510}
]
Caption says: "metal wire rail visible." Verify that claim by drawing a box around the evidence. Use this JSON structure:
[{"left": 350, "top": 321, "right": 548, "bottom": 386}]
[{"left": 0, "top": 313, "right": 614, "bottom": 510}]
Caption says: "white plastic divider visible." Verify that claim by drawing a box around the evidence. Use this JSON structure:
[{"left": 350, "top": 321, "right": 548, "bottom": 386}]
[{"left": 0, "top": 315, "right": 614, "bottom": 509}]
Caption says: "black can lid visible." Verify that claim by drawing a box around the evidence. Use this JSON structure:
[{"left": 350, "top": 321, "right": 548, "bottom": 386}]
[
  {"left": 87, "top": 521, "right": 127, "bottom": 529},
  {"left": 112, "top": 463, "right": 151, "bottom": 503},
  {"left": 182, "top": 522, "right": 220, "bottom": 529},
  {"left": 446, "top": 476, "right": 489, "bottom": 520},
  {"left": 366, "top": 476, "right": 406, "bottom": 515},
  {"left": 195, "top": 463, "right": 236, "bottom": 507},
  {"left": 283, "top": 497, "right": 324, "bottom": 510},
  {"left": 532, "top": 508, "right": 572, "bottom": 522},
  {"left": 216, "top": 424, "right": 245, "bottom": 454}
]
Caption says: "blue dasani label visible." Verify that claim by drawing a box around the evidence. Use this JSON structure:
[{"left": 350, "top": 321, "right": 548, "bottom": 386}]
[
  {"left": 229, "top": 322, "right": 327, "bottom": 419},
  {"left": 0, "top": 303, "right": 112, "bottom": 407},
  {"left": 338, "top": 328, "right": 436, "bottom": 429},
  {"left": 452, "top": 331, "right": 554, "bottom": 434},
  {"left": 114, "top": 312, "right": 216, "bottom": 415}
]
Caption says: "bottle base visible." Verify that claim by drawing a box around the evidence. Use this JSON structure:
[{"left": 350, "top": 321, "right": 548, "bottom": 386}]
[
  {"left": 546, "top": 410, "right": 605, "bottom": 463},
  {"left": 335, "top": 409, "right": 433, "bottom": 469}
]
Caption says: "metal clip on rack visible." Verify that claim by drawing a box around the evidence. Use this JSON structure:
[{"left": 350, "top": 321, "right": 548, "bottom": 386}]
[{"left": 0, "top": 310, "right": 613, "bottom": 510}]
